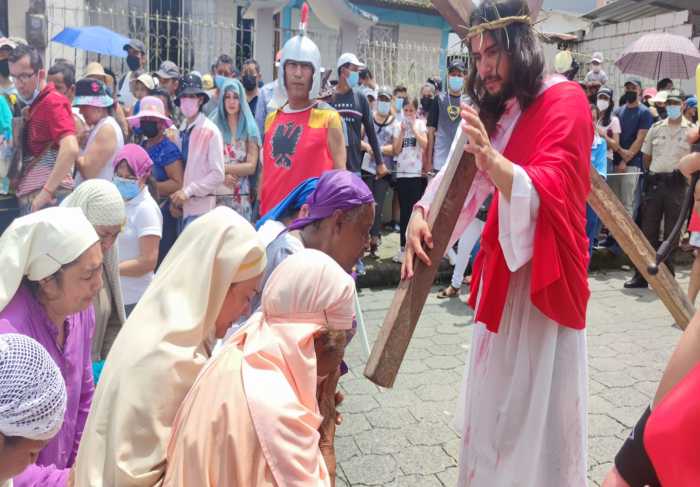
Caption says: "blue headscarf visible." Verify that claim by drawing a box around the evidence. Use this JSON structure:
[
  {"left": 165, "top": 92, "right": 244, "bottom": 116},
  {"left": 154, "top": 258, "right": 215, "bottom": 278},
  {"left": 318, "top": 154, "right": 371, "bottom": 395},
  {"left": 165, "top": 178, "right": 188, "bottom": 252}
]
[
  {"left": 255, "top": 177, "right": 319, "bottom": 230},
  {"left": 210, "top": 78, "right": 261, "bottom": 145}
]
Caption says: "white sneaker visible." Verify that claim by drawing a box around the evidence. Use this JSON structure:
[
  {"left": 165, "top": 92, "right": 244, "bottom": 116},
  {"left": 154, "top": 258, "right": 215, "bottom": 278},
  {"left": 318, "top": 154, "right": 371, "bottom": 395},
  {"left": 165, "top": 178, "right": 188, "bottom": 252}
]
[{"left": 392, "top": 249, "right": 405, "bottom": 264}]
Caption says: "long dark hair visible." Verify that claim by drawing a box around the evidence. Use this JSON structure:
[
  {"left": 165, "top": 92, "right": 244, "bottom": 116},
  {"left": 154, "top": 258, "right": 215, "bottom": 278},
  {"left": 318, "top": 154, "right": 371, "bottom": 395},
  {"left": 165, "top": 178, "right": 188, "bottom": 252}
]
[
  {"left": 599, "top": 92, "right": 614, "bottom": 128},
  {"left": 466, "top": 0, "right": 544, "bottom": 134}
]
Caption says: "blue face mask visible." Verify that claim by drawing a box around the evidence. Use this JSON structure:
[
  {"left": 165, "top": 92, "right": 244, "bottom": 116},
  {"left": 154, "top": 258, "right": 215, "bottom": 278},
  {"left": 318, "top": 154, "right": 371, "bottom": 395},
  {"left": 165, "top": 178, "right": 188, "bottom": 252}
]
[
  {"left": 448, "top": 76, "right": 464, "bottom": 93},
  {"left": 395, "top": 98, "right": 404, "bottom": 112},
  {"left": 347, "top": 70, "right": 359, "bottom": 88},
  {"left": 666, "top": 105, "right": 682, "bottom": 120},
  {"left": 17, "top": 86, "right": 40, "bottom": 105},
  {"left": 214, "top": 75, "right": 227, "bottom": 90},
  {"left": 113, "top": 176, "right": 140, "bottom": 201},
  {"left": 377, "top": 100, "right": 391, "bottom": 115}
]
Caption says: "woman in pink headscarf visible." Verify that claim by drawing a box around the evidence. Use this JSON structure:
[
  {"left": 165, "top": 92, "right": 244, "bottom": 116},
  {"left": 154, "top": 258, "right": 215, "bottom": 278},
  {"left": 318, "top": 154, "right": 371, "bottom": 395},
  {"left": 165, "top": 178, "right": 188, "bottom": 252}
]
[
  {"left": 112, "top": 144, "right": 162, "bottom": 315},
  {"left": 163, "top": 249, "right": 355, "bottom": 487}
]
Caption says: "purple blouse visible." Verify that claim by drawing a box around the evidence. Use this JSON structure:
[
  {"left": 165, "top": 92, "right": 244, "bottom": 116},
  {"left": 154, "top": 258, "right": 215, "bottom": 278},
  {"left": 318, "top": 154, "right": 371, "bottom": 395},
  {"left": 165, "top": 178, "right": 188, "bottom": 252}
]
[{"left": 0, "top": 285, "right": 95, "bottom": 486}]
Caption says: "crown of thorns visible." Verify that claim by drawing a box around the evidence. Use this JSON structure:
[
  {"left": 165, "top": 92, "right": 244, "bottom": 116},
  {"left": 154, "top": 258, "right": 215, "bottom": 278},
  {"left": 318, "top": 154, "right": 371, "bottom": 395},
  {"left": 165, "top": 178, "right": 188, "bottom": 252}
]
[{"left": 463, "top": 15, "right": 532, "bottom": 40}]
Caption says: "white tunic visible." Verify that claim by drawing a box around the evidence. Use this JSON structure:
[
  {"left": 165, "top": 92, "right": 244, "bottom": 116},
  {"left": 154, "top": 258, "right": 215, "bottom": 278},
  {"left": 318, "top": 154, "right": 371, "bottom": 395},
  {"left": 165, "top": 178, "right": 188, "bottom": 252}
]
[
  {"left": 454, "top": 166, "right": 588, "bottom": 487},
  {"left": 418, "top": 75, "right": 588, "bottom": 486}
]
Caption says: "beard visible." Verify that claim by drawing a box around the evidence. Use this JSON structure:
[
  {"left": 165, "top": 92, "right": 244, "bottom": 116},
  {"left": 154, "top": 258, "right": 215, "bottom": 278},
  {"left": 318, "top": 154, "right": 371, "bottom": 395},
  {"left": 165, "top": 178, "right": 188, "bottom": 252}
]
[{"left": 476, "top": 77, "right": 515, "bottom": 135}]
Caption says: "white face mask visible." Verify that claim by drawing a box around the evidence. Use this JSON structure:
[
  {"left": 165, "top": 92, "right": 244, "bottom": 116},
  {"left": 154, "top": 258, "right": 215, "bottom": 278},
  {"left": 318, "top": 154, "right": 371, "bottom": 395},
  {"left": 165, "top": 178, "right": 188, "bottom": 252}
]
[{"left": 596, "top": 99, "right": 609, "bottom": 112}]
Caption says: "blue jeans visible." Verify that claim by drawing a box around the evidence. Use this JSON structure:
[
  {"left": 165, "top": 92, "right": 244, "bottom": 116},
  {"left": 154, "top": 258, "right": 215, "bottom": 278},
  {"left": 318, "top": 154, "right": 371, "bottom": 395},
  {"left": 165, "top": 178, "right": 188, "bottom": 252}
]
[
  {"left": 585, "top": 204, "right": 601, "bottom": 265},
  {"left": 180, "top": 214, "right": 200, "bottom": 232}
]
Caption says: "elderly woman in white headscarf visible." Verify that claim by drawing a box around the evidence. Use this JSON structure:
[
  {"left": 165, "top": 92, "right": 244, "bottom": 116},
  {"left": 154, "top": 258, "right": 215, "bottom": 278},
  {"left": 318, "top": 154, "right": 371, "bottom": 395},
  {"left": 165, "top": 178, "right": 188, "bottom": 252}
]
[
  {"left": 61, "top": 179, "right": 126, "bottom": 361},
  {"left": 163, "top": 249, "right": 354, "bottom": 487},
  {"left": 0, "top": 330, "right": 68, "bottom": 487},
  {"left": 0, "top": 207, "right": 103, "bottom": 487},
  {"left": 72, "top": 206, "right": 267, "bottom": 487}
]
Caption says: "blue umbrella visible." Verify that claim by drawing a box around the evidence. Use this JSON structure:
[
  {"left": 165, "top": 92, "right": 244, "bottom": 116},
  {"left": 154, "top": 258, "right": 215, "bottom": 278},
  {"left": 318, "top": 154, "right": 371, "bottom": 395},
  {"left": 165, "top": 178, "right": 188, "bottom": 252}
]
[{"left": 52, "top": 26, "right": 130, "bottom": 58}]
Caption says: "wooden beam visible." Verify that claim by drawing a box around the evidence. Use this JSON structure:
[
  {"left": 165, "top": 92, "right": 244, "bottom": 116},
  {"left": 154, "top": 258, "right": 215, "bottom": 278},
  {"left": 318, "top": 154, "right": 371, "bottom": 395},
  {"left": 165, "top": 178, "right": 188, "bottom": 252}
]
[
  {"left": 588, "top": 171, "right": 695, "bottom": 329},
  {"left": 364, "top": 131, "right": 477, "bottom": 388},
  {"left": 431, "top": 0, "right": 473, "bottom": 38}
]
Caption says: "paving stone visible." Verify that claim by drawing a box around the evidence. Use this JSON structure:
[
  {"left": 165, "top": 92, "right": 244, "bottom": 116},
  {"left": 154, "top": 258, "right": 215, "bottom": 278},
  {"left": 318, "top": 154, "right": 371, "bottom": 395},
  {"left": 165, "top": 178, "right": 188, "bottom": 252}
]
[
  {"left": 386, "top": 474, "right": 443, "bottom": 487},
  {"left": 365, "top": 407, "right": 416, "bottom": 429},
  {"left": 394, "top": 445, "right": 457, "bottom": 475},
  {"left": 336, "top": 270, "right": 687, "bottom": 485},
  {"left": 341, "top": 454, "right": 399, "bottom": 485},
  {"left": 335, "top": 436, "right": 361, "bottom": 463},
  {"left": 337, "top": 413, "right": 372, "bottom": 437},
  {"left": 339, "top": 394, "right": 381, "bottom": 414},
  {"left": 341, "top": 377, "right": 381, "bottom": 395},
  {"left": 355, "top": 427, "right": 411, "bottom": 455},
  {"left": 414, "top": 383, "right": 459, "bottom": 402},
  {"left": 423, "top": 355, "right": 463, "bottom": 370},
  {"left": 598, "top": 386, "right": 650, "bottom": 408},
  {"left": 436, "top": 466, "right": 460, "bottom": 486},
  {"left": 403, "top": 421, "right": 458, "bottom": 446}
]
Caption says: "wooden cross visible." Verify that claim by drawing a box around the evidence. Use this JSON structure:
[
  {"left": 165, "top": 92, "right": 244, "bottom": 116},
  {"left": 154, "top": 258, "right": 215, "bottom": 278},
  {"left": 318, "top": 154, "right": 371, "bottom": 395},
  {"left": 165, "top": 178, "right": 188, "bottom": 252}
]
[{"left": 364, "top": 0, "right": 694, "bottom": 388}]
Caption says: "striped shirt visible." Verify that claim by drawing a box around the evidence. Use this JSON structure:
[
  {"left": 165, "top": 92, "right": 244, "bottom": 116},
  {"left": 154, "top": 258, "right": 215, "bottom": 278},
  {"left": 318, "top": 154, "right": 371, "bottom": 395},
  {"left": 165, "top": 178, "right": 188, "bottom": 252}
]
[{"left": 17, "top": 83, "right": 75, "bottom": 196}]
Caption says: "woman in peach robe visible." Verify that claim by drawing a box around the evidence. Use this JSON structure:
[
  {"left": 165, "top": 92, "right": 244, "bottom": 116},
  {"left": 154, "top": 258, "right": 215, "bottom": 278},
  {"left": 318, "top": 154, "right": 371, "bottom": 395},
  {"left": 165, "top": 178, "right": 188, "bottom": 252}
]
[{"left": 163, "top": 249, "right": 355, "bottom": 487}]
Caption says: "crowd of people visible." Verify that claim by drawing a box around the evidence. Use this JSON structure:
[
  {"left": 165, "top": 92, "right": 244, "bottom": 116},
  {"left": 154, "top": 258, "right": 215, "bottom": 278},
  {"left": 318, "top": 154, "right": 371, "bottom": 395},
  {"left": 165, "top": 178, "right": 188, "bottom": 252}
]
[{"left": 1, "top": 0, "right": 700, "bottom": 484}]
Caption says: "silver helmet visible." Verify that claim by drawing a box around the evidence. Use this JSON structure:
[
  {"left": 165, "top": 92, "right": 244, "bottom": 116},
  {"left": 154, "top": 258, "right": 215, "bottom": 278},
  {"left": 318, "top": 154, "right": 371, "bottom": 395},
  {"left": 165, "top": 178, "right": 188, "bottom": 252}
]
[
  {"left": 272, "top": 3, "right": 321, "bottom": 106},
  {"left": 276, "top": 34, "right": 321, "bottom": 102}
]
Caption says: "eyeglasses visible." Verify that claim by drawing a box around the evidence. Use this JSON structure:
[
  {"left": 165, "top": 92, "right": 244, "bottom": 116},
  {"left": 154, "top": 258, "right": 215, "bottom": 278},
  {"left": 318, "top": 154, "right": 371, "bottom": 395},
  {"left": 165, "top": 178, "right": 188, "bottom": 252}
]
[{"left": 12, "top": 71, "right": 36, "bottom": 83}]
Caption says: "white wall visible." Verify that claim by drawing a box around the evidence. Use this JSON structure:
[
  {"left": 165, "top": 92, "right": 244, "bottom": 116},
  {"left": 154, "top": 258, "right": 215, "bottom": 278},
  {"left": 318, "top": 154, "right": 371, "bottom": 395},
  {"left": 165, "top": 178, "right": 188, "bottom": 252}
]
[
  {"left": 8, "top": 0, "right": 30, "bottom": 39},
  {"left": 539, "top": 9, "right": 590, "bottom": 34},
  {"left": 398, "top": 24, "right": 442, "bottom": 47},
  {"left": 290, "top": 8, "right": 340, "bottom": 71}
]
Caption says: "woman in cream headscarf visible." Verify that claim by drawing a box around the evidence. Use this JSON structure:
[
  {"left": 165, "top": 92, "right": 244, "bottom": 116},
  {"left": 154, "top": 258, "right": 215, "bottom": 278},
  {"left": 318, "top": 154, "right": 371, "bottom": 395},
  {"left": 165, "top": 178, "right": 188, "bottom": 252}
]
[
  {"left": 0, "top": 207, "right": 102, "bottom": 487},
  {"left": 163, "top": 249, "right": 355, "bottom": 487},
  {"left": 72, "top": 206, "right": 267, "bottom": 487},
  {"left": 61, "top": 179, "right": 126, "bottom": 361}
]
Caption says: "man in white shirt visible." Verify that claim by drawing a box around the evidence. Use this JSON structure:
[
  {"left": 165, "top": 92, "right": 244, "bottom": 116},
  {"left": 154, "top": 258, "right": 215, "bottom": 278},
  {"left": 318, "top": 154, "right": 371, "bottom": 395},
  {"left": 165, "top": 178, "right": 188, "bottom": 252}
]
[{"left": 118, "top": 39, "right": 147, "bottom": 114}]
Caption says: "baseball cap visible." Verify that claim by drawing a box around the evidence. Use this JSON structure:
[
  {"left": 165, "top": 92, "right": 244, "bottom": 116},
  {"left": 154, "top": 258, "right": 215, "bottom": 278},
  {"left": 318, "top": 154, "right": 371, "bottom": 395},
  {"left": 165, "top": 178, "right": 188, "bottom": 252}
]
[
  {"left": 597, "top": 87, "right": 613, "bottom": 99},
  {"left": 123, "top": 39, "right": 146, "bottom": 54},
  {"left": 687, "top": 96, "right": 698, "bottom": 109},
  {"left": 666, "top": 89, "right": 683, "bottom": 103},
  {"left": 591, "top": 52, "right": 604, "bottom": 64},
  {"left": 377, "top": 85, "right": 392, "bottom": 99},
  {"left": 624, "top": 77, "right": 642, "bottom": 89},
  {"left": 447, "top": 60, "right": 466, "bottom": 73},
  {"left": 642, "top": 87, "right": 657, "bottom": 100},
  {"left": 336, "top": 52, "right": 365, "bottom": 69},
  {"left": 0, "top": 37, "right": 17, "bottom": 50},
  {"left": 651, "top": 90, "right": 669, "bottom": 104},
  {"left": 155, "top": 60, "right": 179, "bottom": 79},
  {"left": 134, "top": 73, "right": 155, "bottom": 91}
]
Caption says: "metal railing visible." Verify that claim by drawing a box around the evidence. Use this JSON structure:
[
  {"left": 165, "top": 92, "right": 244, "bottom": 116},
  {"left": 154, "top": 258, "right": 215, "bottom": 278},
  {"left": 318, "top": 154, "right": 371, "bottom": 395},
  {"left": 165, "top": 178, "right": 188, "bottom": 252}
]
[
  {"left": 357, "top": 39, "right": 469, "bottom": 94},
  {"left": 45, "top": 2, "right": 253, "bottom": 75}
]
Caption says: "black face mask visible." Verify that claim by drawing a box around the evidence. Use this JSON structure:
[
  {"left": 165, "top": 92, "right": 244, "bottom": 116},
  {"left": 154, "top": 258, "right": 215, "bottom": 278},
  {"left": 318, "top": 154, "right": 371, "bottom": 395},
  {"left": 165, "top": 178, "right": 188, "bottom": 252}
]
[
  {"left": 241, "top": 74, "right": 257, "bottom": 91},
  {"left": 126, "top": 54, "right": 141, "bottom": 72},
  {"left": 140, "top": 120, "right": 160, "bottom": 138},
  {"left": 656, "top": 106, "right": 667, "bottom": 119},
  {"left": 0, "top": 59, "right": 9, "bottom": 78},
  {"left": 420, "top": 96, "right": 433, "bottom": 113},
  {"left": 625, "top": 91, "right": 638, "bottom": 104}
]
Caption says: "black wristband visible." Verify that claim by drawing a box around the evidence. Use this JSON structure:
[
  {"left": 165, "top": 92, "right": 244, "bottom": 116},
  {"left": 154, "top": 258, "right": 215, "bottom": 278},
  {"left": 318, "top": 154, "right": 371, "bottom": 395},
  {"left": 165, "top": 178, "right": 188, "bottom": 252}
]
[{"left": 614, "top": 406, "right": 661, "bottom": 487}]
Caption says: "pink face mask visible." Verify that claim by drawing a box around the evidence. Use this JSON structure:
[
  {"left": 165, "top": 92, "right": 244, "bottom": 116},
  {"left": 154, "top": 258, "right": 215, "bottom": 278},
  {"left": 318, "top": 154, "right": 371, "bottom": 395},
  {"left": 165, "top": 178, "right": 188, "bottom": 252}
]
[{"left": 180, "top": 97, "right": 200, "bottom": 118}]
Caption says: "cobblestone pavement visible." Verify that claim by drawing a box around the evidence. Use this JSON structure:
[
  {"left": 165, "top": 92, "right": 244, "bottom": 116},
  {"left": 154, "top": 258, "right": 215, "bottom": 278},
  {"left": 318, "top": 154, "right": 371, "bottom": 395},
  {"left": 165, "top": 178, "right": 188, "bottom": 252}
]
[{"left": 338, "top": 269, "right": 689, "bottom": 486}]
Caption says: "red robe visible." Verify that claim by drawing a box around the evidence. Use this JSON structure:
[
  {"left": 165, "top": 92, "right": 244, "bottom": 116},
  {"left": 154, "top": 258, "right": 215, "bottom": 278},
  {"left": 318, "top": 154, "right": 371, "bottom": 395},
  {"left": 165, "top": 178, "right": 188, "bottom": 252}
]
[
  {"left": 645, "top": 361, "right": 700, "bottom": 486},
  {"left": 467, "top": 81, "right": 592, "bottom": 333}
]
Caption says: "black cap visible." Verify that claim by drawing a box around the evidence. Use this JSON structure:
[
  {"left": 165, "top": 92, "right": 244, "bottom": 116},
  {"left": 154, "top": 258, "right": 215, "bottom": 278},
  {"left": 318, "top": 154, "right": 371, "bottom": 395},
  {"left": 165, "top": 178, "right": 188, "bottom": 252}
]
[
  {"left": 123, "top": 39, "right": 146, "bottom": 54},
  {"left": 175, "top": 73, "right": 210, "bottom": 105},
  {"left": 447, "top": 60, "right": 466, "bottom": 73},
  {"left": 597, "top": 86, "right": 613, "bottom": 99}
]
